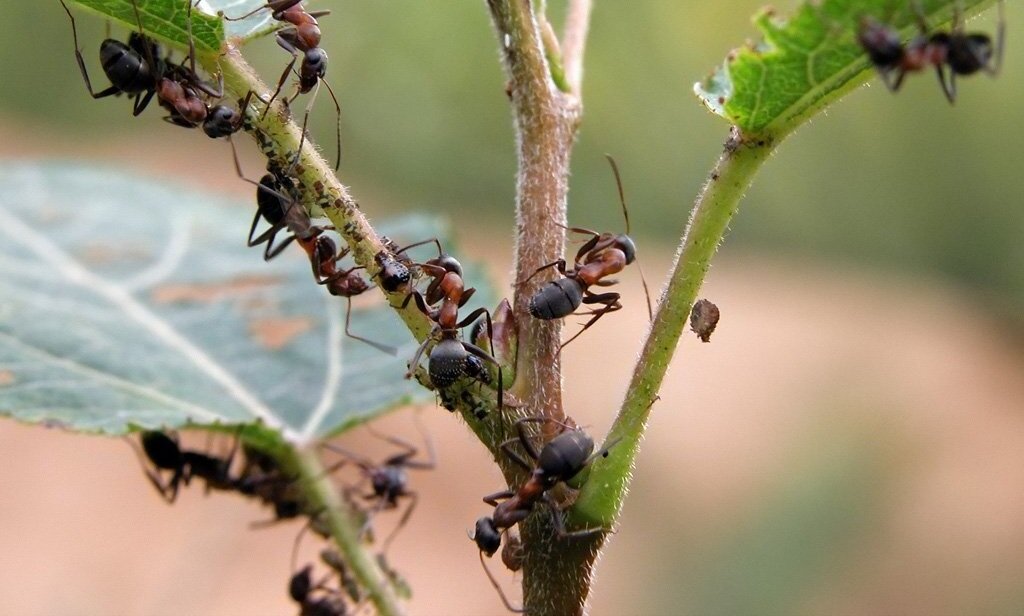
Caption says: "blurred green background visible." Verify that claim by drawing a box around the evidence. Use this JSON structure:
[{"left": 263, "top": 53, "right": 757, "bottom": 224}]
[{"left": 1, "top": 2, "right": 1022, "bottom": 615}]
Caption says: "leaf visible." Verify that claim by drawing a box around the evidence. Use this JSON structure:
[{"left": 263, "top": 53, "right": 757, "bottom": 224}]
[
  {"left": 694, "top": 0, "right": 999, "bottom": 137},
  {"left": 0, "top": 164, "right": 483, "bottom": 443},
  {"left": 65, "top": 0, "right": 285, "bottom": 53}
]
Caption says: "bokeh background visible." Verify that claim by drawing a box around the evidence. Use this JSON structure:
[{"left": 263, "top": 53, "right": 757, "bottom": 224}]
[{"left": 1, "top": 1, "right": 1023, "bottom": 614}]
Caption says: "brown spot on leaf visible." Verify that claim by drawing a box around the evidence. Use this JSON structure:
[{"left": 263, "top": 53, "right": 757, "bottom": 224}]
[
  {"left": 0, "top": 371, "right": 15, "bottom": 386},
  {"left": 248, "top": 316, "right": 313, "bottom": 349},
  {"left": 151, "top": 275, "right": 283, "bottom": 304}
]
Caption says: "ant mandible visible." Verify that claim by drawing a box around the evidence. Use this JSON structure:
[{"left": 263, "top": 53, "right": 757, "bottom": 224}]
[
  {"left": 858, "top": 0, "right": 1005, "bottom": 103},
  {"left": 524, "top": 155, "right": 652, "bottom": 348},
  {"left": 323, "top": 419, "right": 436, "bottom": 556}
]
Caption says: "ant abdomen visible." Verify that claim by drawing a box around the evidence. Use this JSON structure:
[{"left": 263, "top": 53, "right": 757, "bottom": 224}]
[
  {"left": 99, "top": 39, "right": 152, "bottom": 92},
  {"left": 529, "top": 278, "right": 584, "bottom": 320},
  {"left": 428, "top": 338, "right": 473, "bottom": 387},
  {"left": 141, "top": 431, "right": 182, "bottom": 470},
  {"left": 538, "top": 429, "right": 594, "bottom": 483}
]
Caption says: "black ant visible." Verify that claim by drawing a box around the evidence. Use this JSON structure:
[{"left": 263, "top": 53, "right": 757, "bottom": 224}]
[
  {"left": 858, "top": 0, "right": 1005, "bottom": 103},
  {"left": 324, "top": 420, "right": 436, "bottom": 555},
  {"left": 402, "top": 246, "right": 504, "bottom": 409},
  {"left": 524, "top": 155, "right": 651, "bottom": 348},
  {"left": 128, "top": 430, "right": 240, "bottom": 503},
  {"left": 470, "top": 418, "right": 613, "bottom": 613},
  {"left": 225, "top": 0, "right": 342, "bottom": 170},
  {"left": 289, "top": 564, "right": 349, "bottom": 616}
]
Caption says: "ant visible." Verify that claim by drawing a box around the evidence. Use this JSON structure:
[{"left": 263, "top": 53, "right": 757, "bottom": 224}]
[
  {"left": 524, "top": 155, "right": 651, "bottom": 348},
  {"left": 61, "top": 0, "right": 231, "bottom": 125},
  {"left": 128, "top": 430, "right": 240, "bottom": 503},
  {"left": 304, "top": 234, "right": 398, "bottom": 355},
  {"left": 225, "top": 0, "right": 342, "bottom": 170},
  {"left": 289, "top": 564, "right": 349, "bottom": 616},
  {"left": 402, "top": 246, "right": 504, "bottom": 408},
  {"left": 323, "top": 420, "right": 436, "bottom": 555},
  {"left": 470, "top": 418, "right": 613, "bottom": 613},
  {"left": 858, "top": 0, "right": 1005, "bottom": 103}
]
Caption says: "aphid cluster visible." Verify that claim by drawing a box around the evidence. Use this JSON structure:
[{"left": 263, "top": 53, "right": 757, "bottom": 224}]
[{"left": 858, "top": 0, "right": 1005, "bottom": 103}]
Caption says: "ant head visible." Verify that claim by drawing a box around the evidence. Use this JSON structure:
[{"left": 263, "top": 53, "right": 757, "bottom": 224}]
[
  {"left": 429, "top": 254, "right": 463, "bottom": 278},
  {"left": 538, "top": 428, "right": 595, "bottom": 484},
  {"left": 303, "top": 48, "right": 328, "bottom": 79},
  {"left": 857, "top": 17, "right": 904, "bottom": 67},
  {"left": 616, "top": 233, "right": 637, "bottom": 265},
  {"left": 289, "top": 565, "right": 313, "bottom": 602},
  {"left": 141, "top": 431, "right": 182, "bottom": 470},
  {"left": 202, "top": 105, "right": 240, "bottom": 138},
  {"left": 314, "top": 236, "right": 337, "bottom": 264},
  {"left": 473, "top": 517, "right": 502, "bottom": 556}
]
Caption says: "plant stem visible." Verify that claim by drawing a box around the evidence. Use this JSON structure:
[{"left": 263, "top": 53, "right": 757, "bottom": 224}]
[
  {"left": 291, "top": 447, "right": 404, "bottom": 616},
  {"left": 573, "top": 128, "right": 773, "bottom": 524}
]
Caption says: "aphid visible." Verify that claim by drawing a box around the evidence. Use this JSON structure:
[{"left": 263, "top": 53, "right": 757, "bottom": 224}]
[{"left": 689, "top": 298, "right": 720, "bottom": 343}]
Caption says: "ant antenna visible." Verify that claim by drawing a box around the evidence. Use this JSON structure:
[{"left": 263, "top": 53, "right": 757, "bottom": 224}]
[
  {"left": 604, "top": 154, "right": 653, "bottom": 322},
  {"left": 479, "top": 551, "right": 525, "bottom": 613}
]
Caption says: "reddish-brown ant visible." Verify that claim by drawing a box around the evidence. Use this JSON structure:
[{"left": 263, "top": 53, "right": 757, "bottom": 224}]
[
  {"left": 524, "top": 155, "right": 651, "bottom": 348},
  {"left": 324, "top": 420, "right": 436, "bottom": 555},
  {"left": 858, "top": 0, "right": 1005, "bottom": 103},
  {"left": 470, "top": 418, "right": 613, "bottom": 613},
  {"left": 402, "top": 246, "right": 504, "bottom": 409},
  {"left": 225, "top": 0, "right": 342, "bottom": 170}
]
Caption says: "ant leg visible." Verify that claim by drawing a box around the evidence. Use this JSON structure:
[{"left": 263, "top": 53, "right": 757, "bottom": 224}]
[
  {"left": 341, "top": 297, "right": 398, "bottom": 356},
  {"left": 380, "top": 492, "right": 418, "bottom": 556},
  {"left": 322, "top": 443, "right": 374, "bottom": 473},
  {"left": 550, "top": 507, "right": 606, "bottom": 542},
  {"left": 560, "top": 293, "right": 621, "bottom": 348},
  {"left": 395, "top": 238, "right": 445, "bottom": 259},
  {"left": 462, "top": 336, "right": 504, "bottom": 412},
  {"left": 263, "top": 36, "right": 300, "bottom": 118},
  {"left": 482, "top": 489, "right": 516, "bottom": 506},
  {"left": 286, "top": 78, "right": 320, "bottom": 174},
  {"left": 132, "top": 89, "right": 158, "bottom": 116},
  {"left": 60, "top": 0, "right": 122, "bottom": 99},
  {"left": 498, "top": 438, "right": 534, "bottom": 471},
  {"left": 321, "top": 77, "right": 344, "bottom": 172},
  {"left": 935, "top": 63, "right": 956, "bottom": 104},
  {"left": 368, "top": 417, "right": 436, "bottom": 470},
  {"left": 478, "top": 551, "right": 526, "bottom": 613},
  {"left": 516, "top": 259, "right": 568, "bottom": 286},
  {"left": 910, "top": 0, "right": 930, "bottom": 34},
  {"left": 993, "top": 0, "right": 1006, "bottom": 75},
  {"left": 264, "top": 233, "right": 297, "bottom": 260},
  {"left": 405, "top": 328, "right": 438, "bottom": 379}
]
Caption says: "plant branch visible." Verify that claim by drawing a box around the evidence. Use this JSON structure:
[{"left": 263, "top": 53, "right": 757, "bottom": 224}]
[
  {"left": 561, "top": 0, "right": 592, "bottom": 96},
  {"left": 487, "top": 0, "right": 581, "bottom": 432},
  {"left": 573, "top": 128, "right": 774, "bottom": 524},
  {"left": 291, "top": 447, "right": 404, "bottom": 616}
]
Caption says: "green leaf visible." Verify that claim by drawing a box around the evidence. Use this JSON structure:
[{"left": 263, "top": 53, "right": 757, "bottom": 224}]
[
  {"left": 64, "top": 0, "right": 285, "bottom": 53},
  {"left": 0, "top": 164, "right": 480, "bottom": 442},
  {"left": 694, "top": 0, "right": 999, "bottom": 137}
]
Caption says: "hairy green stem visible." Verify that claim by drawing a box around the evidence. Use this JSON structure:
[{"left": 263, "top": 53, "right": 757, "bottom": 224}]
[
  {"left": 573, "top": 128, "right": 773, "bottom": 524},
  {"left": 290, "top": 447, "right": 404, "bottom": 616}
]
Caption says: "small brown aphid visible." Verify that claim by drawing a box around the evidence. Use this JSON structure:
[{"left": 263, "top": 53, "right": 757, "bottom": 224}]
[{"left": 689, "top": 299, "right": 720, "bottom": 343}]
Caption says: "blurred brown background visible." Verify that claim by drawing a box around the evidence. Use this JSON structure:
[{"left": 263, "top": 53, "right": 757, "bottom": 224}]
[{"left": 1, "top": 1, "right": 1023, "bottom": 614}]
